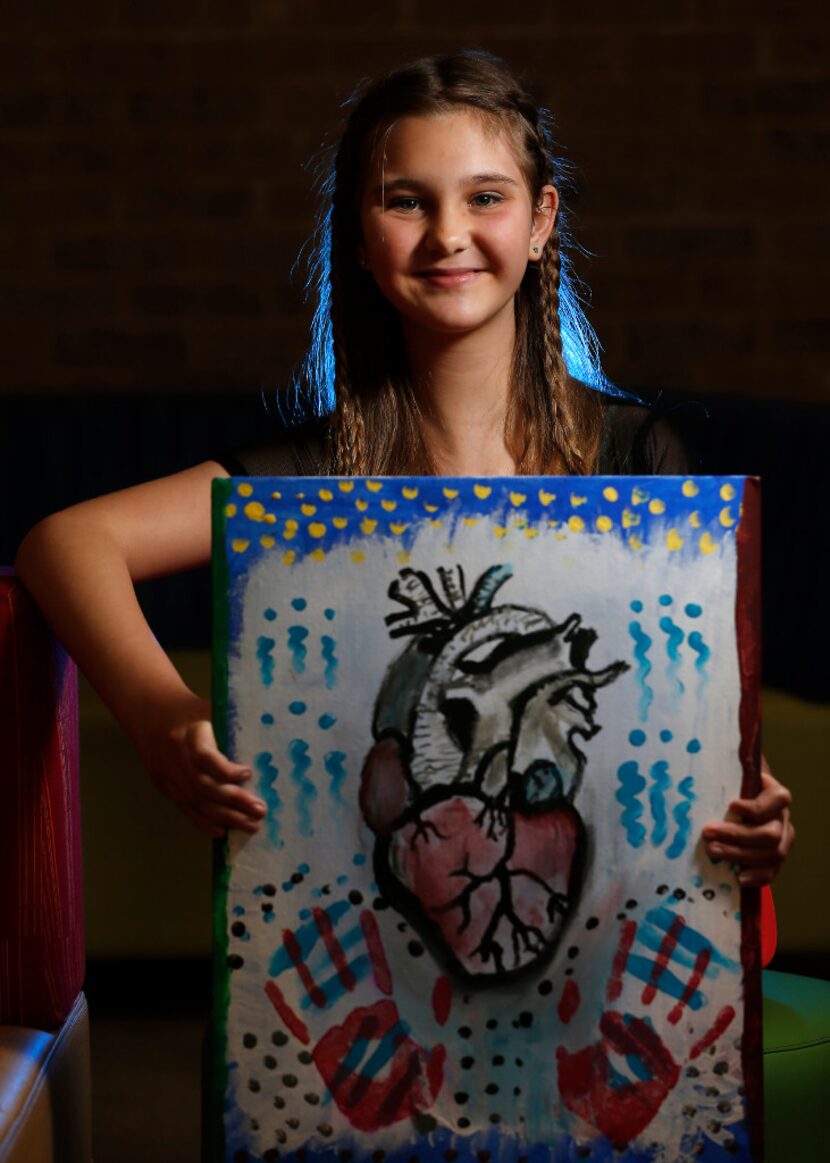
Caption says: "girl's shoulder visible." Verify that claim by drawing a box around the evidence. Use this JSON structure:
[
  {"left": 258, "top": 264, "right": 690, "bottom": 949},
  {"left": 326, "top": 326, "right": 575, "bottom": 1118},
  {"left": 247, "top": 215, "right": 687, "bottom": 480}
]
[
  {"left": 598, "top": 396, "right": 697, "bottom": 476},
  {"left": 216, "top": 415, "right": 329, "bottom": 477}
]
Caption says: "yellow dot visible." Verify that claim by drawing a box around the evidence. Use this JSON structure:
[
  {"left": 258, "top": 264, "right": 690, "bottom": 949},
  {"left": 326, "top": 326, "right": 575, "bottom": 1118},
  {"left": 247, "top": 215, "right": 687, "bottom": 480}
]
[
  {"left": 547, "top": 519, "right": 560, "bottom": 528},
  {"left": 260, "top": 535, "right": 276, "bottom": 549},
  {"left": 360, "top": 518, "right": 377, "bottom": 534},
  {"left": 283, "top": 528, "right": 296, "bottom": 541},
  {"left": 397, "top": 550, "right": 411, "bottom": 563},
  {"left": 570, "top": 493, "right": 587, "bottom": 507},
  {"left": 622, "top": 508, "right": 640, "bottom": 529},
  {"left": 462, "top": 517, "right": 478, "bottom": 526},
  {"left": 270, "top": 490, "right": 282, "bottom": 500},
  {"left": 474, "top": 483, "right": 492, "bottom": 499},
  {"left": 602, "top": 486, "right": 618, "bottom": 502},
  {"left": 568, "top": 515, "right": 585, "bottom": 532},
  {"left": 318, "top": 488, "right": 333, "bottom": 501},
  {"left": 631, "top": 486, "right": 649, "bottom": 505},
  {"left": 666, "top": 528, "right": 684, "bottom": 551},
  {"left": 381, "top": 499, "right": 397, "bottom": 512},
  {"left": 231, "top": 538, "right": 249, "bottom": 553},
  {"left": 628, "top": 533, "right": 644, "bottom": 551},
  {"left": 555, "top": 532, "right": 567, "bottom": 541},
  {"left": 366, "top": 480, "right": 383, "bottom": 493},
  {"left": 285, "top": 519, "right": 298, "bottom": 531},
  {"left": 524, "top": 527, "right": 539, "bottom": 538},
  {"left": 429, "top": 519, "right": 442, "bottom": 528},
  {"left": 720, "top": 483, "right": 736, "bottom": 501},
  {"left": 338, "top": 481, "right": 354, "bottom": 492},
  {"left": 350, "top": 550, "right": 365, "bottom": 563},
  {"left": 244, "top": 500, "right": 266, "bottom": 521},
  {"left": 301, "top": 502, "right": 316, "bottom": 516},
  {"left": 700, "top": 532, "right": 717, "bottom": 555},
  {"left": 402, "top": 486, "right": 418, "bottom": 499},
  {"left": 225, "top": 503, "right": 237, "bottom": 517},
  {"left": 493, "top": 526, "right": 509, "bottom": 538},
  {"left": 390, "top": 522, "right": 407, "bottom": 534},
  {"left": 689, "top": 510, "right": 702, "bottom": 528},
  {"left": 509, "top": 491, "right": 527, "bottom": 507},
  {"left": 282, "top": 550, "right": 296, "bottom": 565},
  {"left": 237, "top": 482, "right": 253, "bottom": 497},
  {"left": 596, "top": 515, "right": 613, "bottom": 532},
  {"left": 649, "top": 498, "right": 666, "bottom": 515},
  {"left": 539, "top": 489, "right": 556, "bottom": 505},
  {"left": 443, "top": 487, "right": 459, "bottom": 499},
  {"left": 333, "top": 516, "right": 347, "bottom": 529},
  {"left": 682, "top": 480, "right": 699, "bottom": 498},
  {"left": 264, "top": 513, "right": 276, "bottom": 524},
  {"left": 308, "top": 522, "right": 326, "bottom": 539},
  {"left": 719, "top": 506, "right": 736, "bottom": 527},
  {"left": 356, "top": 498, "right": 369, "bottom": 511},
  {"left": 310, "top": 548, "right": 325, "bottom": 561},
  {"left": 424, "top": 503, "right": 439, "bottom": 513}
]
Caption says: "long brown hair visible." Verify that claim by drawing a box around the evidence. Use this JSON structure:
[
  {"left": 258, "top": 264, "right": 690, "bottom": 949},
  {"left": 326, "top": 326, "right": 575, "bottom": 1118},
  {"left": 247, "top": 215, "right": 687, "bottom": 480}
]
[{"left": 297, "top": 50, "right": 610, "bottom": 475}]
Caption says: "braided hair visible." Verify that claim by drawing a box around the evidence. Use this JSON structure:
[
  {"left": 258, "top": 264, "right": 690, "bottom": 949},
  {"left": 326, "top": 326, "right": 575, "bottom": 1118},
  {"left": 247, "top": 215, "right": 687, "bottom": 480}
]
[{"left": 294, "top": 50, "right": 623, "bottom": 476}]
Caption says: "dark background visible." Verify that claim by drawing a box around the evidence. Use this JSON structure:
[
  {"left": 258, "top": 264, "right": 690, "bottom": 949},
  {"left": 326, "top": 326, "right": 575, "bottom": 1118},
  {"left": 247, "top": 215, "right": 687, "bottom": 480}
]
[{"left": 2, "top": 1, "right": 829, "bottom": 695}]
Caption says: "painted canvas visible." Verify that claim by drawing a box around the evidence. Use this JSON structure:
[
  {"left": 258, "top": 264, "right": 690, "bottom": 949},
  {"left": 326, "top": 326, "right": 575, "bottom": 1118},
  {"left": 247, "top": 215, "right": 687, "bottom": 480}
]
[{"left": 211, "top": 474, "right": 762, "bottom": 1163}]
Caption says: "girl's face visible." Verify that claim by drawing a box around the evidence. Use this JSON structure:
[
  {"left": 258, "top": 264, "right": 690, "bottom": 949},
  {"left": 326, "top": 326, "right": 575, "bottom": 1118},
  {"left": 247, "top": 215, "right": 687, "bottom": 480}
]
[{"left": 358, "top": 110, "right": 556, "bottom": 344}]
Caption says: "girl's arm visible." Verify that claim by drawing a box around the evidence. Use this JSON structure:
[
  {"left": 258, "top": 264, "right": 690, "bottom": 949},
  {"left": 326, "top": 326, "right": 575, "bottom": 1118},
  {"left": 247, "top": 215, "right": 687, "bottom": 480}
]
[
  {"left": 702, "top": 755, "right": 795, "bottom": 886},
  {"left": 13, "top": 461, "right": 266, "bottom": 838}
]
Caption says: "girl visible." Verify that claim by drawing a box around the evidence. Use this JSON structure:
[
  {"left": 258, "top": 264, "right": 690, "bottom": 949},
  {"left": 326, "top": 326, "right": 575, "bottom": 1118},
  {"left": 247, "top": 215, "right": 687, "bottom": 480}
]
[{"left": 14, "top": 50, "right": 792, "bottom": 885}]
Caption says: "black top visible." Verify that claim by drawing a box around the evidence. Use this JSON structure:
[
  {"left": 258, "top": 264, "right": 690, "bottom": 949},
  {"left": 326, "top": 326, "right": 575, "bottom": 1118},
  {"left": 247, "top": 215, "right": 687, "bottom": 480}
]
[{"left": 216, "top": 400, "right": 692, "bottom": 479}]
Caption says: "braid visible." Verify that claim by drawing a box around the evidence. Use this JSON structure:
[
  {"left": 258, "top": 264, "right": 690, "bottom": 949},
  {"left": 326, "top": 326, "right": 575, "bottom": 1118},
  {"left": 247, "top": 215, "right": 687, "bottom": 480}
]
[
  {"left": 537, "top": 222, "right": 571, "bottom": 471},
  {"left": 525, "top": 108, "right": 603, "bottom": 475}
]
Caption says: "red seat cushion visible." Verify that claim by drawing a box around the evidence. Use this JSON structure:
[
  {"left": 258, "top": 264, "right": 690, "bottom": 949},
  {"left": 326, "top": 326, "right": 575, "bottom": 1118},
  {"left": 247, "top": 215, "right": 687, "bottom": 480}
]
[{"left": 0, "top": 571, "right": 84, "bottom": 1029}]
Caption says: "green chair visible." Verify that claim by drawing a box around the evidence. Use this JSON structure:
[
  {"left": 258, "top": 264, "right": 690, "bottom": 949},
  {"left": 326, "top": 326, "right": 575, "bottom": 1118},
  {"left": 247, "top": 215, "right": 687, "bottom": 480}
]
[{"left": 763, "top": 969, "right": 830, "bottom": 1162}]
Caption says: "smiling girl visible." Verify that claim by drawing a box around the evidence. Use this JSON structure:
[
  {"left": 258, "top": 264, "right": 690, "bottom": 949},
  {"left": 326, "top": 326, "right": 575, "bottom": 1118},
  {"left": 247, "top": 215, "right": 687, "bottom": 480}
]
[{"left": 14, "top": 50, "right": 792, "bottom": 883}]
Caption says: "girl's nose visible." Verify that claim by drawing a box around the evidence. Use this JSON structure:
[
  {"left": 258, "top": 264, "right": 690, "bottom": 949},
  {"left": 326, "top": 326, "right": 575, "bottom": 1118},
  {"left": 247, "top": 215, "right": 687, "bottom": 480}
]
[{"left": 424, "top": 206, "right": 469, "bottom": 253}]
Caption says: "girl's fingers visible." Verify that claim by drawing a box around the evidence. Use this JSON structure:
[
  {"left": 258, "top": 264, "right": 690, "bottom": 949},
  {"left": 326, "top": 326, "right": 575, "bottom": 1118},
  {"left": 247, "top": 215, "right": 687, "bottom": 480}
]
[
  {"left": 194, "top": 771, "right": 266, "bottom": 816},
  {"left": 194, "top": 794, "right": 263, "bottom": 834},
  {"left": 188, "top": 731, "right": 253, "bottom": 784},
  {"left": 704, "top": 821, "right": 783, "bottom": 850},
  {"left": 706, "top": 843, "right": 782, "bottom": 868},
  {"left": 728, "top": 785, "right": 791, "bottom": 824}
]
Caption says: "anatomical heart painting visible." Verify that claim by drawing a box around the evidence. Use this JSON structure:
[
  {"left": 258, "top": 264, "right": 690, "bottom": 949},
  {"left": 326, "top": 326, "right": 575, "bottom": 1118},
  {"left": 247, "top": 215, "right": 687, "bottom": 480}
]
[{"left": 211, "top": 475, "right": 763, "bottom": 1163}]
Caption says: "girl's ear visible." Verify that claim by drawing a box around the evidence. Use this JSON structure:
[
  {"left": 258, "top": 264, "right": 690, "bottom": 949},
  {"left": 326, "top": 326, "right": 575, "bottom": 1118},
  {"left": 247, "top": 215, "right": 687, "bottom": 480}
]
[{"left": 529, "top": 184, "right": 558, "bottom": 261}]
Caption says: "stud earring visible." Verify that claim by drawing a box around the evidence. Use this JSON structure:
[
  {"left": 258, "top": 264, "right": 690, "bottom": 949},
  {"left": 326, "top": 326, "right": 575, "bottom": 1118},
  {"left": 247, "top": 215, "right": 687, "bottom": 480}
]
[{"left": 532, "top": 247, "right": 540, "bottom": 255}]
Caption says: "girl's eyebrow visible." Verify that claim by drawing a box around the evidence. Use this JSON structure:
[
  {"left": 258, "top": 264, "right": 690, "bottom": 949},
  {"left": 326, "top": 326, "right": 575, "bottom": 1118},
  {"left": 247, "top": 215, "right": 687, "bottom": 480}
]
[{"left": 369, "top": 172, "right": 520, "bottom": 198}]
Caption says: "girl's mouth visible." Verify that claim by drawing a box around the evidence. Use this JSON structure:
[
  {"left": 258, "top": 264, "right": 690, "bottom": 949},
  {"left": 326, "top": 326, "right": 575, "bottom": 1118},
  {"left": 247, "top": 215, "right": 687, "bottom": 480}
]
[{"left": 416, "top": 268, "right": 483, "bottom": 287}]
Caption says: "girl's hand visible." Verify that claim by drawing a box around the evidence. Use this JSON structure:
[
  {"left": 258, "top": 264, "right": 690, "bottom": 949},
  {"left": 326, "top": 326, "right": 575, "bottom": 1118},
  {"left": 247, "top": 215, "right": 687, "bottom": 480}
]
[
  {"left": 701, "top": 757, "right": 795, "bottom": 887},
  {"left": 131, "top": 694, "right": 267, "bottom": 839}
]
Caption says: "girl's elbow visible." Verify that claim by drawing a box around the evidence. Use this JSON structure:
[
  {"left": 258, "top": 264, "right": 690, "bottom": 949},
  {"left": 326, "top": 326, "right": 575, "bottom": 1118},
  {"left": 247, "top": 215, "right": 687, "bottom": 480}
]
[{"left": 14, "top": 510, "right": 79, "bottom": 584}]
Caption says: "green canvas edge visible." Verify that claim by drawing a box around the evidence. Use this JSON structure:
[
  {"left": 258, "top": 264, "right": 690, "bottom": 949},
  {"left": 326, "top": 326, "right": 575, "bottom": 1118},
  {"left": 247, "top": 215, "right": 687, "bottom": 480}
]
[{"left": 209, "top": 475, "right": 234, "bottom": 1163}]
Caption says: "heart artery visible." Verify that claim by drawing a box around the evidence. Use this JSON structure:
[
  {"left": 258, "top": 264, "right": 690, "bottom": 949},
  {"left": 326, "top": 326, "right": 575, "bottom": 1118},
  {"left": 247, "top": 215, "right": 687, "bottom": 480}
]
[{"left": 388, "top": 794, "right": 581, "bottom": 979}]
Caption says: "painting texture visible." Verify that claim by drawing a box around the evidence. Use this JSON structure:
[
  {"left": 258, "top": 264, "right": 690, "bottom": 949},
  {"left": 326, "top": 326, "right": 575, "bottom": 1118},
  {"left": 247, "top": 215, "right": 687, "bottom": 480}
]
[{"left": 212, "top": 475, "right": 762, "bottom": 1163}]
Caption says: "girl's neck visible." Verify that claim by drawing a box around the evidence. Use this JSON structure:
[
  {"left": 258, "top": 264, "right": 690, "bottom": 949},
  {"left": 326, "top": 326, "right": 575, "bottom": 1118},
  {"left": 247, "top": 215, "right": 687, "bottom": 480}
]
[{"left": 404, "top": 320, "right": 517, "bottom": 477}]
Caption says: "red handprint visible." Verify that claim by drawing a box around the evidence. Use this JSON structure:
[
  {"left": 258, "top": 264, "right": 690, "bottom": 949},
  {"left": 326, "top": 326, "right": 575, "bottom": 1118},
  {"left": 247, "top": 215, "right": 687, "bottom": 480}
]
[{"left": 555, "top": 917, "right": 736, "bottom": 1147}]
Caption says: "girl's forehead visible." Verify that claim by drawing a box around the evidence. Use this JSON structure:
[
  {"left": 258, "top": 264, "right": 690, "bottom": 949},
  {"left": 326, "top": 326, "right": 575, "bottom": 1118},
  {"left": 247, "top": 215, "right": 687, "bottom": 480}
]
[{"left": 365, "top": 109, "right": 525, "bottom": 179}]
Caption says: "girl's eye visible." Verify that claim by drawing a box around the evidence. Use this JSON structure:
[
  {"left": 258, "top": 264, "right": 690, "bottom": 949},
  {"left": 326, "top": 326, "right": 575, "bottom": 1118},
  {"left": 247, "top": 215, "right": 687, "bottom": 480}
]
[
  {"left": 388, "top": 197, "right": 421, "bottom": 212},
  {"left": 472, "top": 192, "right": 502, "bottom": 207}
]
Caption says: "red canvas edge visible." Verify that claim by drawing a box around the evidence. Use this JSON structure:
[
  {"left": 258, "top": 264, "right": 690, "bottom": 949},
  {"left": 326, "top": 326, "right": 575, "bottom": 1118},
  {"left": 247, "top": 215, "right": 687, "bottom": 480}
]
[{"left": 735, "top": 476, "right": 764, "bottom": 1162}]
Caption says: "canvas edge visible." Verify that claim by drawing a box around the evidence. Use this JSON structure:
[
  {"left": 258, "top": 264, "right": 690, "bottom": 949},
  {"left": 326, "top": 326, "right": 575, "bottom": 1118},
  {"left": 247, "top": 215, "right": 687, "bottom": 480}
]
[
  {"left": 209, "top": 475, "right": 234, "bottom": 1163},
  {"left": 736, "top": 475, "right": 764, "bottom": 1163}
]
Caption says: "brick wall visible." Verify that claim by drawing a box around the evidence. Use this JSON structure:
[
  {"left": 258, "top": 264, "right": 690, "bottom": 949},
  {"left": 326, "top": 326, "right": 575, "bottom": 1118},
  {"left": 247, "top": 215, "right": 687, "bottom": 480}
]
[{"left": 1, "top": 1, "right": 828, "bottom": 400}]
